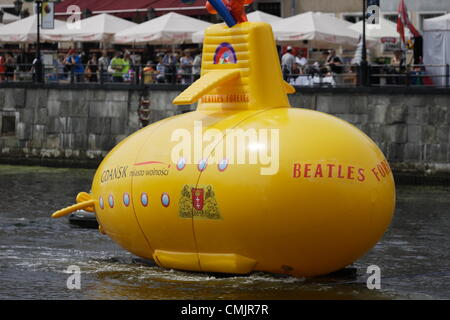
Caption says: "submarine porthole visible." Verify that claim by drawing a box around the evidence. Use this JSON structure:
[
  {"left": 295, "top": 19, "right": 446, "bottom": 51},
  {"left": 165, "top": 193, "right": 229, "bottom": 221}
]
[
  {"left": 198, "top": 159, "right": 208, "bottom": 172},
  {"left": 161, "top": 193, "right": 170, "bottom": 207},
  {"left": 141, "top": 192, "right": 149, "bottom": 207},
  {"left": 177, "top": 158, "right": 186, "bottom": 171},
  {"left": 218, "top": 159, "right": 228, "bottom": 172},
  {"left": 108, "top": 194, "right": 115, "bottom": 208},
  {"left": 123, "top": 193, "right": 131, "bottom": 207}
]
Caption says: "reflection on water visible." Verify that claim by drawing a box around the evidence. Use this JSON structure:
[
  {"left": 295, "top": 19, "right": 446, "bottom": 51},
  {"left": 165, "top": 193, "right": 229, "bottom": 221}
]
[{"left": 0, "top": 165, "right": 448, "bottom": 299}]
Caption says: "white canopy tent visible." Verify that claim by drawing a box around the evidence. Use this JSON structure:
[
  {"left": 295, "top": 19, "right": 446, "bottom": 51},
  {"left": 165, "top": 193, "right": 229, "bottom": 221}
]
[
  {"left": 0, "top": 14, "right": 64, "bottom": 43},
  {"left": 349, "top": 17, "right": 410, "bottom": 45},
  {"left": 114, "top": 12, "right": 211, "bottom": 45},
  {"left": 272, "top": 12, "right": 361, "bottom": 48},
  {"left": 42, "top": 13, "right": 137, "bottom": 43},
  {"left": 192, "top": 10, "right": 282, "bottom": 43},
  {"left": 423, "top": 13, "right": 450, "bottom": 86}
]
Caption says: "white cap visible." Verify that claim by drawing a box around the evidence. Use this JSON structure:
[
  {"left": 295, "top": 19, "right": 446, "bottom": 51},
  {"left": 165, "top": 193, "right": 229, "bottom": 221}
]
[{"left": 287, "top": 46, "right": 293, "bottom": 51}]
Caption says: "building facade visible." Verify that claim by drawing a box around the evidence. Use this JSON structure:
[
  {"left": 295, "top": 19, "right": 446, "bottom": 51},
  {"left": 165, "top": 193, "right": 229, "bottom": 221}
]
[
  {"left": 2, "top": 0, "right": 449, "bottom": 31},
  {"left": 0, "top": 0, "right": 34, "bottom": 17},
  {"left": 252, "top": 0, "right": 450, "bottom": 32}
]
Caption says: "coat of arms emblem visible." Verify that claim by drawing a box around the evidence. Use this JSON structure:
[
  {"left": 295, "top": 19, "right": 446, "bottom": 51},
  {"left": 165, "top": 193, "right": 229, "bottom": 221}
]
[{"left": 179, "top": 184, "right": 221, "bottom": 219}]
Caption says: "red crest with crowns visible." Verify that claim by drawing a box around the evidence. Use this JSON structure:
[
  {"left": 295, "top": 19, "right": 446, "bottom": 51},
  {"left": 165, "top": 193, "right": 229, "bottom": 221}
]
[{"left": 192, "top": 188, "right": 205, "bottom": 210}]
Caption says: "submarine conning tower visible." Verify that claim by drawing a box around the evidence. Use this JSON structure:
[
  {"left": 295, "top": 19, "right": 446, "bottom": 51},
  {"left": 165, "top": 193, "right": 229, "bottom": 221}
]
[{"left": 173, "top": 22, "right": 295, "bottom": 110}]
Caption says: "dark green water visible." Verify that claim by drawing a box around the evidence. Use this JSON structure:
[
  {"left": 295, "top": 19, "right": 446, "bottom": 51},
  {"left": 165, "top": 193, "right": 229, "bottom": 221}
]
[{"left": 0, "top": 165, "right": 448, "bottom": 299}]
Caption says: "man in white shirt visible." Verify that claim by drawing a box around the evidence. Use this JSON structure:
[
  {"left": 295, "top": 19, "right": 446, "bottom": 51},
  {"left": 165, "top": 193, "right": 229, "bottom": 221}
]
[
  {"left": 281, "top": 46, "right": 295, "bottom": 81},
  {"left": 295, "top": 51, "right": 308, "bottom": 67}
]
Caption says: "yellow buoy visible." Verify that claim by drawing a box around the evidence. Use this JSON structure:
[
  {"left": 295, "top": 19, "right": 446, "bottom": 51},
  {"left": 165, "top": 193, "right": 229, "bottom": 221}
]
[{"left": 52, "top": 22, "right": 395, "bottom": 277}]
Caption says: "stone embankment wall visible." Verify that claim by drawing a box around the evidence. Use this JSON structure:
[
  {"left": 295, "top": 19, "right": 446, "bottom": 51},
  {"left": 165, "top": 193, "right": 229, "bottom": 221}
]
[
  {"left": 289, "top": 90, "right": 450, "bottom": 177},
  {"left": 0, "top": 85, "right": 448, "bottom": 178}
]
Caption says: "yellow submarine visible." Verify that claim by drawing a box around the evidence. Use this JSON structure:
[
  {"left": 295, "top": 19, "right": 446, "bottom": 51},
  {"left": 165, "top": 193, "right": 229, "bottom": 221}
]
[{"left": 52, "top": 10, "right": 395, "bottom": 277}]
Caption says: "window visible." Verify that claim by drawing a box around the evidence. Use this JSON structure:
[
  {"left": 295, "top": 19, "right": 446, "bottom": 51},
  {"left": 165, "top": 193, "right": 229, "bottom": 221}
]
[
  {"left": 343, "top": 14, "right": 364, "bottom": 24},
  {"left": 257, "top": 2, "right": 281, "bottom": 17},
  {"left": 383, "top": 14, "right": 398, "bottom": 24},
  {"left": 1, "top": 116, "right": 16, "bottom": 136}
]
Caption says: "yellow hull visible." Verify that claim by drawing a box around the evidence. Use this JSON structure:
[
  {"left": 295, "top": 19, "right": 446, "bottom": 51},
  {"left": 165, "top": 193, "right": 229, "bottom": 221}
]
[{"left": 92, "top": 107, "right": 395, "bottom": 277}]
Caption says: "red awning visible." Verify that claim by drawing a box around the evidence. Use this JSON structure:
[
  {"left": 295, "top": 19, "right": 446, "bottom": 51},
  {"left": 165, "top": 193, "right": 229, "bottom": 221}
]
[{"left": 55, "top": 0, "right": 208, "bottom": 18}]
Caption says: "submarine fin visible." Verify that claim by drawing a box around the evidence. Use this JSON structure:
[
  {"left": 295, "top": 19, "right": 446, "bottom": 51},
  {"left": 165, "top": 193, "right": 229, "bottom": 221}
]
[
  {"left": 173, "top": 70, "right": 241, "bottom": 105},
  {"left": 76, "top": 192, "right": 95, "bottom": 212},
  {"left": 51, "top": 192, "right": 95, "bottom": 218},
  {"left": 283, "top": 81, "right": 296, "bottom": 94},
  {"left": 51, "top": 200, "right": 96, "bottom": 218}
]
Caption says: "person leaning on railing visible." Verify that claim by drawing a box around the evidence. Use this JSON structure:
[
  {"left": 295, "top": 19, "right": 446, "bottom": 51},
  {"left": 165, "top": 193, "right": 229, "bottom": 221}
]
[
  {"left": 155, "top": 54, "right": 166, "bottom": 83},
  {"left": 143, "top": 61, "right": 156, "bottom": 84},
  {"left": 54, "top": 54, "right": 66, "bottom": 81},
  {"left": 192, "top": 50, "right": 202, "bottom": 81},
  {"left": 63, "top": 49, "right": 74, "bottom": 80},
  {"left": 4, "top": 53, "right": 15, "bottom": 82},
  {"left": 388, "top": 49, "right": 406, "bottom": 85},
  {"left": 0, "top": 53, "right": 5, "bottom": 82},
  {"left": 98, "top": 50, "right": 110, "bottom": 83},
  {"left": 110, "top": 50, "right": 126, "bottom": 83},
  {"left": 163, "top": 50, "right": 177, "bottom": 84},
  {"left": 122, "top": 51, "right": 133, "bottom": 82},
  {"left": 86, "top": 53, "right": 98, "bottom": 83},
  {"left": 64, "top": 49, "right": 85, "bottom": 83},
  {"left": 325, "top": 49, "right": 344, "bottom": 86},
  {"left": 180, "top": 49, "right": 193, "bottom": 85},
  {"left": 289, "top": 63, "right": 312, "bottom": 87}
]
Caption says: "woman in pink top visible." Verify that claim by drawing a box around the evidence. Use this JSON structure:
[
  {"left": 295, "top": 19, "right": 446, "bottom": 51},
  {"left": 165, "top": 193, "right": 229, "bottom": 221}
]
[{"left": 0, "top": 54, "right": 5, "bottom": 81}]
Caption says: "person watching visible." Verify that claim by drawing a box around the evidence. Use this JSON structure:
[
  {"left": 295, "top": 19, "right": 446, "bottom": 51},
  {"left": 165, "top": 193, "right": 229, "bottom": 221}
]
[
  {"left": 98, "top": 50, "right": 110, "bottom": 82},
  {"left": 281, "top": 46, "right": 296, "bottom": 81},
  {"left": 326, "top": 49, "right": 344, "bottom": 85},
  {"left": 110, "top": 51, "right": 125, "bottom": 83}
]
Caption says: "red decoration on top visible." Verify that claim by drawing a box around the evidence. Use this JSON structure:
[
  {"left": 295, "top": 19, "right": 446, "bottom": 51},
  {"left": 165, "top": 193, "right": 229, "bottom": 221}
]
[{"left": 206, "top": 0, "right": 254, "bottom": 24}]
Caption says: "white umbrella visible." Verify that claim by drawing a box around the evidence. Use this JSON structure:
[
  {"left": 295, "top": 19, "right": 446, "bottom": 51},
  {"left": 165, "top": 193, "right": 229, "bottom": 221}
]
[
  {"left": 272, "top": 12, "right": 361, "bottom": 48},
  {"left": 0, "top": 15, "right": 65, "bottom": 43},
  {"left": 247, "top": 10, "right": 283, "bottom": 24},
  {"left": 42, "top": 13, "right": 137, "bottom": 42},
  {"left": 2, "top": 12, "right": 20, "bottom": 24},
  {"left": 349, "top": 16, "right": 410, "bottom": 45},
  {"left": 192, "top": 10, "right": 283, "bottom": 43},
  {"left": 114, "top": 12, "right": 211, "bottom": 45}
]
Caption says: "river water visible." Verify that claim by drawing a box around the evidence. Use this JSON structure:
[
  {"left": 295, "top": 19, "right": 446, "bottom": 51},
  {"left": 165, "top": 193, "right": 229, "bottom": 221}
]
[{"left": 0, "top": 165, "right": 448, "bottom": 300}]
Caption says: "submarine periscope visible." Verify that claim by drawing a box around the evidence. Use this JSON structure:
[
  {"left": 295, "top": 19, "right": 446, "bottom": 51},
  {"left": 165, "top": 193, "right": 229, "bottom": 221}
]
[{"left": 51, "top": 0, "right": 396, "bottom": 277}]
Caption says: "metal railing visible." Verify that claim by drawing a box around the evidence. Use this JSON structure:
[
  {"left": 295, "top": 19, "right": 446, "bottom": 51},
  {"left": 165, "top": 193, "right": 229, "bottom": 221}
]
[
  {"left": 1, "top": 63, "right": 450, "bottom": 88},
  {"left": 0, "top": 63, "right": 201, "bottom": 85},
  {"left": 285, "top": 64, "right": 450, "bottom": 88}
]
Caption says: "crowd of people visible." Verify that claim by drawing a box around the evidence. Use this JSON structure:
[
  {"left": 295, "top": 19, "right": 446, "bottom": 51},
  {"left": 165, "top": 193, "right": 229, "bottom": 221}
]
[
  {"left": 0, "top": 45, "right": 424, "bottom": 86},
  {"left": 50, "top": 48, "right": 203, "bottom": 84},
  {"left": 281, "top": 46, "right": 349, "bottom": 87},
  {"left": 0, "top": 48, "right": 203, "bottom": 84},
  {"left": 0, "top": 46, "right": 352, "bottom": 86},
  {"left": 280, "top": 43, "right": 428, "bottom": 87}
]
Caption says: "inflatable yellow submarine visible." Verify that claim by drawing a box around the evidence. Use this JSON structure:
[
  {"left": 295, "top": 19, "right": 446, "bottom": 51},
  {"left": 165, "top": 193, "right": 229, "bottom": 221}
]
[{"left": 52, "top": 5, "right": 395, "bottom": 277}]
